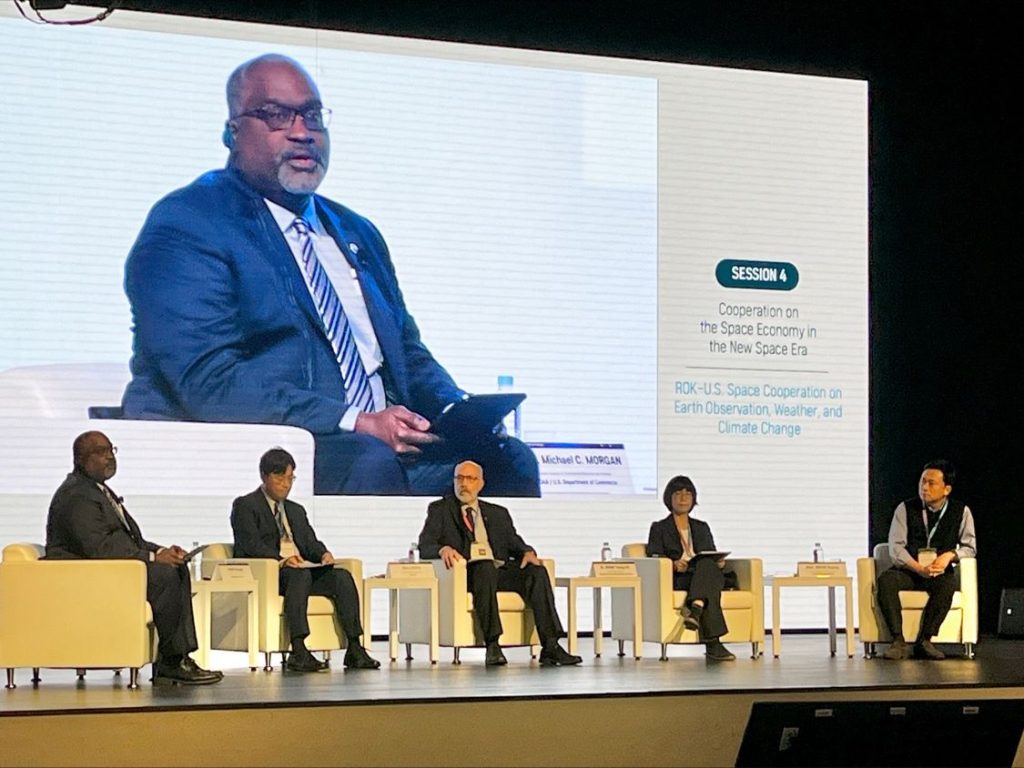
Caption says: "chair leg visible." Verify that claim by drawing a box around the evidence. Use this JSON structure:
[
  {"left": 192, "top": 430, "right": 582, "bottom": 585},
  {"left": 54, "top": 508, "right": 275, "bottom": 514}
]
[
  {"left": 128, "top": 668, "right": 140, "bottom": 689},
  {"left": 263, "top": 652, "right": 274, "bottom": 672},
  {"left": 76, "top": 669, "right": 86, "bottom": 679},
  {"left": 617, "top": 640, "right": 625, "bottom": 657},
  {"left": 750, "top": 642, "right": 759, "bottom": 659},
  {"left": 5, "top": 669, "right": 15, "bottom": 689},
  {"left": 965, "top": 642, "right": 975, "bottom": 659},
  {"left": 453, "top": 647, "right": 461, "bottom": 665},
  {"left": 660, "top": 643, "right": 668, "bottom": 661},
  {"left": 530, "top": 644, "right": 538, "bottom": 659},
  {"left": 863, "top": 642, "right": 874, "bottom": 659},
  {"left": 31, "top": 668, "right": 41, "bottom": 683},
  {"left": 405, "top": 643, "right": 413, "bottom": 661}
]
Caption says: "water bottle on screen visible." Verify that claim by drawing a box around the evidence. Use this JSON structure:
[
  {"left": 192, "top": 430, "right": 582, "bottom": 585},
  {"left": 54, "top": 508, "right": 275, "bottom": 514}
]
[
  {"left": 497, "top": 374, "right": 523, "bottom": 440},
  {"left": 812, "top": 542, "right": 824, "bottom": 563},
  {"left": 601, "top": 541, "right": 613, "bottom": 562},
  {"left": 407, "top": 543, "right": 419, "bottom": 563},
  {"left": 191, "top": 540, "right": 202, "bottom": 580}
]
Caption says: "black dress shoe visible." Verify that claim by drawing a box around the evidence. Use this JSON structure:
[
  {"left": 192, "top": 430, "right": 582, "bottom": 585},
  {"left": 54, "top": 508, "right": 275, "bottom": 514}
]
[
  {"left": 181, "top": 656, "right": 224, "bottom": 680},
  {"left": 343, "top": 644, "right": 381, "bottom": 670},
  {"left": 285, "top": 652, "right": 329, "bottom": 673},
  {"left": 484, "top": 642, "right": 508, "bottom": 666},
  {"left": 882, "top": 637, "right": 909, "bottom": 660},
  {"left": 704, "top": 640, "right": 736, "bottom": 661},
  {"left": 538, "top": 643, "right": 583, "bottom": 667},
  {"left": 153, "top": 657, "right": 222, "bottom": 685},
  {"left": 684, "top": 601, "right": 704, "bottom": 632},
  {"left": 915, "top": 639, "right": 946, "bottom": 660}
]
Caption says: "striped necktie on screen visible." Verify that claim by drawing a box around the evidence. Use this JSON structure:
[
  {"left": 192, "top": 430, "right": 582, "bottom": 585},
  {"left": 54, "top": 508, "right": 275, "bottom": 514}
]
[{"left": 291, "top": 217, "right": 374, "bottom": 412}]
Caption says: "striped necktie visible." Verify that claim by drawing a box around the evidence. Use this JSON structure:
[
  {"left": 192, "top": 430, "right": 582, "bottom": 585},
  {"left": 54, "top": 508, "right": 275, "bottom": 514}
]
[{"left": 292, "top": 216, "right": 375, "bottom": 413}]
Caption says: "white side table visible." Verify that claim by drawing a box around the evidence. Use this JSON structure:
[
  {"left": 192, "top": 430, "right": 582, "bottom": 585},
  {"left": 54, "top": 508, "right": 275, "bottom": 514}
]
[
  {"left": 556, "top": 562, "right": 642, "bottom": 659},
  {"left": 191, "top": 563, "right": 259, "bottom": 670},
  {"left": 363, "top": 562, "right": 439, "bottom": 664},
  {"left": 771, "top": 573, "right": 855, "bottom": 658}
]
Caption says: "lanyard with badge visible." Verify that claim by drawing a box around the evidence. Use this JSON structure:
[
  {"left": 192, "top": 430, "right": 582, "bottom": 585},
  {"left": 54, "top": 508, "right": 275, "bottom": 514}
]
[{"left": 918, "top": 502, "right": 947, "bottom": 567}]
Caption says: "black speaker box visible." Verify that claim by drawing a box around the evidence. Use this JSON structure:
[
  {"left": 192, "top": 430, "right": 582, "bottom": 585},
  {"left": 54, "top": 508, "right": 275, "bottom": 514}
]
[{"left": 998, "top": 588, "right": 1024, "bottom": 638}]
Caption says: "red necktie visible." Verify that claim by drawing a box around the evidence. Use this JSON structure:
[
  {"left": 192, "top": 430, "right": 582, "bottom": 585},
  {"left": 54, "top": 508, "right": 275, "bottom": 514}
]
[{"left": 462, "top": 507, "right": 475, "bottom": 534}]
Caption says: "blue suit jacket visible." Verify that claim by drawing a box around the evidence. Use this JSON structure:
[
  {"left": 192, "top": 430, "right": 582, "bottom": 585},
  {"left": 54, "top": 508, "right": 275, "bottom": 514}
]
[{"left": 121, "top": 168, "right": 462, "bottom": 433}]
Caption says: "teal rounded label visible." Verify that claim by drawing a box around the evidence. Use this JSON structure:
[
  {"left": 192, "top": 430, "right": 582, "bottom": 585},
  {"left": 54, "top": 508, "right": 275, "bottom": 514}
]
[{"left": 715, "top": 260, "right": 799, "bottom": 291}]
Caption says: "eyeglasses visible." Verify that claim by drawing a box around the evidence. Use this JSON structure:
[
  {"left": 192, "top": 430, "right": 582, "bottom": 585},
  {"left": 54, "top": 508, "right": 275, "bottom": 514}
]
[
  {"left": 237, "top": 104, "right": 332, "bottom": 131},
  {"left": 454, "top": 475, "right": 481, "bottom": 483}
]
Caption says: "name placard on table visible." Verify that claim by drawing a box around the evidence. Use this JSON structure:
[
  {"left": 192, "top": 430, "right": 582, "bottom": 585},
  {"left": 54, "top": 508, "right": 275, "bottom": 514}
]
[
  {"left": 590, "top": 561, "right": 638, "bottom": 578},
  {"left": 386, "top": 562, "right": 435, "bottom": 578},
  {"left": 211, "top": 563, "right": 254, "bottom": 581},
  {"left": 796, "top": 561, "right": 847, "bottom": 578}
]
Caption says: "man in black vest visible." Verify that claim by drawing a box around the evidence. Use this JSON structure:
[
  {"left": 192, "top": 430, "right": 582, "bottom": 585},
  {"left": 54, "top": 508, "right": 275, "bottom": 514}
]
[{"left": 877, "top": 459, "right": 977, "bottom": 660}]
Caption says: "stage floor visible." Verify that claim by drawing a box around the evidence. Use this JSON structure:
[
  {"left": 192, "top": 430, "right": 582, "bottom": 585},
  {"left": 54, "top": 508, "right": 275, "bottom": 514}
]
[{"left": 4, "top": 634, "right": 1023, "bottom": 716}]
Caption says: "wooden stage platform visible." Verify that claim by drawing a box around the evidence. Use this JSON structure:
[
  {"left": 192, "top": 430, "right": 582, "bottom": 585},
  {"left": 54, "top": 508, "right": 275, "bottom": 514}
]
[{"left": 2, "top": 635, "right": 1023, "bottom": 766}]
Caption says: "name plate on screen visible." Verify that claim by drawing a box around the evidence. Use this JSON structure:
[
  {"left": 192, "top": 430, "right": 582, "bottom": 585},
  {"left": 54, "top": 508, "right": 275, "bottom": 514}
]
[
  {"left": 212, "top": 563, "right": 254, "bottom": 581},
  {"left": 527, "top": 442, "right": 634, "bottom": 494},
  {"left": 796, "top": 561, "right": 847, "bottom": 578},
  {"left": 590, "top": 561, "right": 638, "bottom": 578},
  {"left": 386, "top": 562, "right": 435, "bottom": 578}
]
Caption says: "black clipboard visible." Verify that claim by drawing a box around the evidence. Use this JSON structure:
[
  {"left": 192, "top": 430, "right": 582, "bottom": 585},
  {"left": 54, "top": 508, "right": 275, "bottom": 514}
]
[{"left": 431, "top": 393, "right": 526, "bottom": 438}]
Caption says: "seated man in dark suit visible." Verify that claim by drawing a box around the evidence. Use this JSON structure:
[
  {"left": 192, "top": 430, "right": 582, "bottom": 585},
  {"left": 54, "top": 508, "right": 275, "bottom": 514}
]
[
  {"left": 231, "top": 447, "right": 379, "bottom": 672},
  {"left": 417, "top": 460, "right": 582, "bottom": 667},
  {"left": 120, "top": 52, "right": 539, "bottom": 497},
  {"left": 45, "top": 431, "right": 222, "bottom": 685}
]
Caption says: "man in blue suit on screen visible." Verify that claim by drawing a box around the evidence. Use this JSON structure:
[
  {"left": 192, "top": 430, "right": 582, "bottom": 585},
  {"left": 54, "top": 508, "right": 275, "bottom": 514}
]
[{"left": 120, "top": 53, "right": 539, "bottom": 497}]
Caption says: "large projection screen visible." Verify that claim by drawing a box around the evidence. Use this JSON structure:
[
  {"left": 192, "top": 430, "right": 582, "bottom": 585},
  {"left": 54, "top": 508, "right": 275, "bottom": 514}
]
[{"left": 0, "top": 5, "right": 867, "bottom": 633}]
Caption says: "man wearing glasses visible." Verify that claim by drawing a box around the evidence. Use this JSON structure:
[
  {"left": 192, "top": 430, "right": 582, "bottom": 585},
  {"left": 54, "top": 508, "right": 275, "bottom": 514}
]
[
  {"left": 45, "top": 431, "right": 222, "bottom": 685},
  {"left": 119, "top": 53, "right": 538, "bottom": 497},
  {"left": 417, "top": 461, "right": 581, "bottom": 667}
]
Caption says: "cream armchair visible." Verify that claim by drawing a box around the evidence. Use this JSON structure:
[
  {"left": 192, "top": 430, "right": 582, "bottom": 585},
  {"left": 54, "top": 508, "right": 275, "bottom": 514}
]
[
  {"left": 200, "top": 543, "right": 363, "bottom": 671},
  {"left": 398, "top": 558, "right": 554, "bottom": 663},
  {"left": 611, "top": 543, "right": 764, "bottom": 660},
  {"left": 857, "top": 543, "right": 977, "bottom": 658},
  {"left": 0, "top": 543, "right": 157, "bottom": 689}
]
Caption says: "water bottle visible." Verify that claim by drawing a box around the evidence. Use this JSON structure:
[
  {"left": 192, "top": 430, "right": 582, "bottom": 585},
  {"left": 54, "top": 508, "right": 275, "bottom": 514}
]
[
  {"left": 600, "top": 541, "right": 613, "bottom": 562},
  {"left": 812, "top": 542, "right": 824, "bottom": 563},
  {"left": 497, "top": 374, "right": 523, "bottom": 440},
  {"left": 407, "top": 542, "right": 419, "bottom": 563},
  {"left": 190, "top": 540, "right": 202, "bottom": 580}
]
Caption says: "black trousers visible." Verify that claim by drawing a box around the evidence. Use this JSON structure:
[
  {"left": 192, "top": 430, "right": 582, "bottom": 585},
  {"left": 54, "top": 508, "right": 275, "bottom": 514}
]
[
  {"left": 279, "top": 565, "right": 363, "bottom": 642},
  {"left": 313, "top": 432, "right": 540, "bottom": 497},
  {"left": 876, "top": 566, "right": 959, "bottom": 642},
  {"left": 468, "top": 561, "right": 564, "bottom": 645},
  {"left": 147, "top": 561, "right": 198, "bottom": 658},
  {"left": 673, "top": 557, "right": 729, "bottom": 640}
]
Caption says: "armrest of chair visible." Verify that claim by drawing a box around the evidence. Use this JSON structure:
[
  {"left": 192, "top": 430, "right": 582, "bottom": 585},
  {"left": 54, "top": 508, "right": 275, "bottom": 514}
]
[
  {"left": 538, "top": 557, "right": 555, "bottom": 586},
  {"left": 727, "top": 558, "right": 764, "bottom": 640},
  {"left": 333, "top": 557, "right": 364, "bottom": 606},
  {"left": 620, "top": 556, "right": 674, "bottom": 636},
  {"left": 1, "top": 542, "right": 46, "bottom": 562},
  {"left": 856, "top": 556, "right": 880, "bottom": 640},
  {"left": 0, "top": 559, "right": 150, "bottom": 666},
  {"left": 959, "top": 557, "right": 978, "bottom": 644}
]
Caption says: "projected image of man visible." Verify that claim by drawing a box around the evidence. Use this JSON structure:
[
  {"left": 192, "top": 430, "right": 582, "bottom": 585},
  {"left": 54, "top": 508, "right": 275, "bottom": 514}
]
[{"left": 120, "top": 53, "right": 539, "bottom": 497}]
